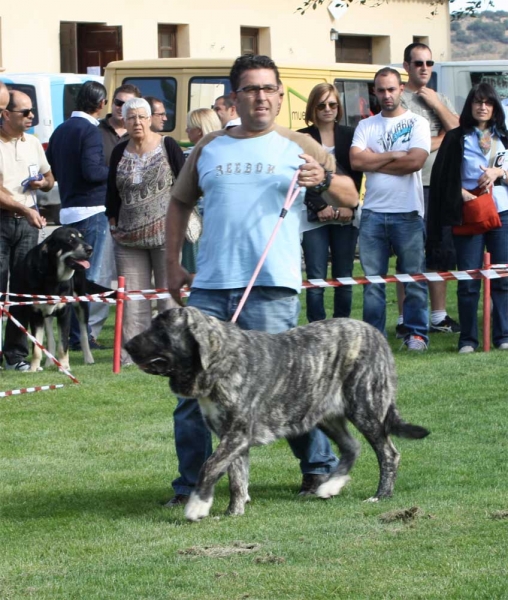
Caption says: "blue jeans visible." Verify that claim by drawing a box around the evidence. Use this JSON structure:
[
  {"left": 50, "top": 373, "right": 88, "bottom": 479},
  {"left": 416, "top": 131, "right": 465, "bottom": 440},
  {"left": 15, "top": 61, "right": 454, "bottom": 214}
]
[
  {"left": 302, "top": 224, "right": 358, "bottom": 321},
  {"left": 1, "top": 215, "right": 39, "bottom": 365},
  {"left": 67, "top": 212, "right": 108, "bottom": 345},
  {"left": 453, "top": 210, "right": 508, "bottom": 350},
  {"left": 359, "top": 210, "right": 428, "bottom": 343},
  {"left": 172, "top": 286, "right": 339, "bottom": 496}
]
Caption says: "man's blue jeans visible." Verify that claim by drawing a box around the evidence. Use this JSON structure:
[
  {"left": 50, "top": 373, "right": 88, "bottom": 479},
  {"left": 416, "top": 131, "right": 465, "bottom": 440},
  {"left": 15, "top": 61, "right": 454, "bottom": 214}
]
[
  {"left": 359, "top": 209, "right": 428, "bottom": 343},
  {"left": 67, "top": 212, "right": 108, "bottom": 345},
  {"left": 1, "top": 215, "right": 39, "bottom": 365},
  {"left": 301, "top": 223, "right": 358, "bottom": 321},
  {"left": 172, "top": 286, "right": 339, "bottom": 496},
  {"left": 453, "top": 210, "right": 508, "bottom": 350}
]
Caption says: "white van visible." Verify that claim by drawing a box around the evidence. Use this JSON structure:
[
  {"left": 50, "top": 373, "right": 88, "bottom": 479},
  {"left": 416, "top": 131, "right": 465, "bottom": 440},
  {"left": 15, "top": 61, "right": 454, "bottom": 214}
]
[
  {"left": 0, "top": 73, "right": 104, "bottom": 222},
  {"left": 393, "top": 60, "right": 508, "bottom": 113}
]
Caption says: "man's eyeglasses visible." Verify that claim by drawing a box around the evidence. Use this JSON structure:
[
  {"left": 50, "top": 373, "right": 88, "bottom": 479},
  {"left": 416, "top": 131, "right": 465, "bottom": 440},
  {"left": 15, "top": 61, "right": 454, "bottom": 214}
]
[
  {"left": 411, "top": 60, "right": 435, "bottom": 67},
  {"left": 113, "top": 98, "right": 125, "bottom": 107},
  {"left": 152, "top": 112, "right": 167, "bottom": 117},
  {"left": 8, "top": 108, "right": 36, "bottom": 117},
  {"left": 317, "top": 101, "right": 338, "bottom": 111},
  {"left": 125, "top": 114, "right": 149, "bottom": 122},
  {"left": 236, "top": 85, "right": 279, "bottom": 97}
]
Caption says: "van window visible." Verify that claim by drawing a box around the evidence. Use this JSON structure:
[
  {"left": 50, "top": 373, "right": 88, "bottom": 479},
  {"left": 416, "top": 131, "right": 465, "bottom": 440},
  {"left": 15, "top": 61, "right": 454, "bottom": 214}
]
[
  {"left": 470, "top": 71, "right": 508, "bottom": 100},
  {"left": 3, "top": 83, "right": 40, "bottom": 127},
  {"left": 188, "top": 77, "right": 232, "bottom": 112},
  {"left": 334, "top": 80, "right": 378, "bottom": 128},
  {"left": 122, "top": 77, "right": 177, "bottom": 131}
]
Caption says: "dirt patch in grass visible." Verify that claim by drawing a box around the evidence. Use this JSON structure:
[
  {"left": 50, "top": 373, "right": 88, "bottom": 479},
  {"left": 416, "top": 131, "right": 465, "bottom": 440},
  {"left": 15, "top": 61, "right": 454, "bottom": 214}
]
[
  {"left": 179, "top": 542, "right": 261, "bottom": 558},
  {"left": 254, "top": 553, "right": 285, "bottom": 564},
  {"left": 378, "top": 506, "right": 421, "bottom": 523},
  {"left": 489, "top": 510, "right": 508, "bottom": 520}
]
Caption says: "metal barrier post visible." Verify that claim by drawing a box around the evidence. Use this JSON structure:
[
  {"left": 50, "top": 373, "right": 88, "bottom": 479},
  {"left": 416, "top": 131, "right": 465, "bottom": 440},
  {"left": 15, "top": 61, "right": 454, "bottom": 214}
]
[
  {"left": 113, "top": 276, "right": 125, "bottom": 373},
  {"left": 483, "top": 252, "right": 491, "bottom": 353}
]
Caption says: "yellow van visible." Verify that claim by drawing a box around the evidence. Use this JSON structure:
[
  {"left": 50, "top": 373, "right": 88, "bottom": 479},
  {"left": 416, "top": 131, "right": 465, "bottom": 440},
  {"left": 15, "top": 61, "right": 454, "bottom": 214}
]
[{"left": 103, "top": 58, "right": 406, "bottom": 145}]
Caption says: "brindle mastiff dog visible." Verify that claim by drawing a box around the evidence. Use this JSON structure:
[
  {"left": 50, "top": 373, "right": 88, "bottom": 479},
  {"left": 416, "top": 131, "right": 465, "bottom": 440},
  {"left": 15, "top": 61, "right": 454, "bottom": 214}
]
[{"left": 125, "top": 307, "right": 430, "bottom": 522}]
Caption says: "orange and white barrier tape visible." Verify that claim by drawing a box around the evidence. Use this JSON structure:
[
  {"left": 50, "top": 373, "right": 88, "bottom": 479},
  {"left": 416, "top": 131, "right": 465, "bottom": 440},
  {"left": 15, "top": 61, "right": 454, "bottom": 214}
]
[
  {"left": 0, "top": 306, "right": 79, "bottom": 384},
  {"left": 1, "top": 384, "right": 64, "bottom": 398}
]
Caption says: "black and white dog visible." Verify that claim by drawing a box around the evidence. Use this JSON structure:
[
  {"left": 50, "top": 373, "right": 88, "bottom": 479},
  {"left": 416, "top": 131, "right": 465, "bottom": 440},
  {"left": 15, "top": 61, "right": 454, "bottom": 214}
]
[
  {"left": 125, "top": 307, "right": 430, "bottom": 522},
  {"left": 10, "top": 226, "right": 106, "bottom": 372}
]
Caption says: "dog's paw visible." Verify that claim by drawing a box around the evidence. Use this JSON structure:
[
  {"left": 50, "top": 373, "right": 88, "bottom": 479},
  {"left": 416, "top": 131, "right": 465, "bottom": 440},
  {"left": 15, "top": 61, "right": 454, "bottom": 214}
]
[
  {"left": 29, "top": 364, "right": 44, "bottom": 373},
  {"left": 226, "top": 498, "right": 248, "bottom": 516},
  {"left": 185, "top": 492, "right": 213, "bottom": 522},
  {"left": 315, "top": 475, "right": 351, "bottom": 499}
]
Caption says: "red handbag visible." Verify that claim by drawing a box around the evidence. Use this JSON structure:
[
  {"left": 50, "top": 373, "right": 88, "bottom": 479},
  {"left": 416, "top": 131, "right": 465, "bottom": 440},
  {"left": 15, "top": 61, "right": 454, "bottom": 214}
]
[{"left": 452, "top": 186, "right": 501, "bottom": 236}]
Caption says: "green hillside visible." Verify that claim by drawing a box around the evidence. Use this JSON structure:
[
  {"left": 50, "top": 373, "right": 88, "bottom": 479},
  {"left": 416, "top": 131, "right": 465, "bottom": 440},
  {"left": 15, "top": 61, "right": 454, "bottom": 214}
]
[{"left": 451, "top": 10, "right": 508, "bottom": 60}]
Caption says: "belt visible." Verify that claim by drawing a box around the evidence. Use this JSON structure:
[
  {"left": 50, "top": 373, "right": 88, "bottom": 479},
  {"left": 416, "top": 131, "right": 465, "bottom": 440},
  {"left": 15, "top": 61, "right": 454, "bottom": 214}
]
[{"left": 0, "top": 207, "right": 35, "bottom": 219}]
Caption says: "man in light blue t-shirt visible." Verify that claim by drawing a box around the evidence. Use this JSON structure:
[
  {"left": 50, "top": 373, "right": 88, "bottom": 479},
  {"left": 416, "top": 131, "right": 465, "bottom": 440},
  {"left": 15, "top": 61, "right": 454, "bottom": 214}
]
[{"left": 164, "top": 54, "right": 359, "bottom": 507}]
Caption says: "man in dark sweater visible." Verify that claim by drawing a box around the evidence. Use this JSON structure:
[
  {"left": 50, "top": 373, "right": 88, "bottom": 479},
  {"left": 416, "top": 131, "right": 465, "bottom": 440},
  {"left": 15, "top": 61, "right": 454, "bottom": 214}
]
[{"left": 46, "top": 81, "right": 109, "bottom": 348}]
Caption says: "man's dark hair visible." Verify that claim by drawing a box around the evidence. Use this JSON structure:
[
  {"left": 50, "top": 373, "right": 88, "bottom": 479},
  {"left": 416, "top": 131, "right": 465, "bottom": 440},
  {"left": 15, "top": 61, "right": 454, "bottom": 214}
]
[
  {"left": 76, "top": 81, "right": 108, "bottom": 114},
  {"left": 460, "top": 83, "right": 508, "bottom": 134},
  {"left": 403, "top": 43, "right": 431, "bottom": 64},
  {"left": 374, "top": 67, "right": 402, "bottom": 87},
  {"left": 144, "top": 95, "right": 164, "bottom": 112},
  {"left": 113, "top": 83, "right": 142, "bottom": 99},
  {"left": 230, "top": 55, "right": 279, "bottom": 92},
  {"left": 215, "top": 95, "right": 235, "bottom": 109}
]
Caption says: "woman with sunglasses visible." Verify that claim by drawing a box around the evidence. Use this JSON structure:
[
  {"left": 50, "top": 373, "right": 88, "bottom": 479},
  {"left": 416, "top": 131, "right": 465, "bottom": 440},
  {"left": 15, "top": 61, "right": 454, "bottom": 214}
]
[
  {"left": 298, "top": 83, "right": 362, "bottom": 322},
  {"left": 428, "top": 83, "right": 508, "bottom": 353},
  {"left": 106, "top": 97, "right": 185, "bottom": 366}
]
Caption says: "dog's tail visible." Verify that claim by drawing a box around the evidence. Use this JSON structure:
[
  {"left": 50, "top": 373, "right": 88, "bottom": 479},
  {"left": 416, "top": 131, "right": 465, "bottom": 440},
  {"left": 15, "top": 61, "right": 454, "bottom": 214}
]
[{"left": 385, "top": 405, "right": 430, "bottom": 439}]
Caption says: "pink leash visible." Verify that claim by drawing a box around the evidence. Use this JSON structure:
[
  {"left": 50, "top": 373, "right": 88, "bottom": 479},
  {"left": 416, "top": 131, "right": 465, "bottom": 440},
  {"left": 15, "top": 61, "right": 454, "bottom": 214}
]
[{"left": 231, "top": 170, "right": 301, "bottom": 324}]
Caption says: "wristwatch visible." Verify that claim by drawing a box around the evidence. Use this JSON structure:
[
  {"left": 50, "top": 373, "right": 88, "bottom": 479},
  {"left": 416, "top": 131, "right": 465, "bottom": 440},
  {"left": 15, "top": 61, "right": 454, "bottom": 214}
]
[{"left": 313, "top": 170, "right": 333, "bottom": 194}]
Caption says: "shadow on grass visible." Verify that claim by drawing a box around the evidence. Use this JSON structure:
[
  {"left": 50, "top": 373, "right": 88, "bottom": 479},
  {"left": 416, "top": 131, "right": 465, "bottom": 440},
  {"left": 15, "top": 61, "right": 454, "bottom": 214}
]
[{"left": 1, "top": 482, "right": 304, "bottom": 523}]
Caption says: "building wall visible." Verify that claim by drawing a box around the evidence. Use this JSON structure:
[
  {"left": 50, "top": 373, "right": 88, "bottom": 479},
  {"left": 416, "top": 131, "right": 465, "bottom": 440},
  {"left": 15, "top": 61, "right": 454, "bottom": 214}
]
[{"left": 0, "top": 0, "right": 451, "bottom": 73}]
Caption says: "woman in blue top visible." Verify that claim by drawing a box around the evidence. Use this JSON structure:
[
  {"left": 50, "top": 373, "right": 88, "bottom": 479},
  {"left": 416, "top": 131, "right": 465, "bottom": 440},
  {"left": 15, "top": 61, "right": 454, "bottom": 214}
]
[
  {"left": 298, "top": 83, "right": 362, "bottom": 322},
  {"left": 428, "top": 83, "right": 508, "bottom": 353}
]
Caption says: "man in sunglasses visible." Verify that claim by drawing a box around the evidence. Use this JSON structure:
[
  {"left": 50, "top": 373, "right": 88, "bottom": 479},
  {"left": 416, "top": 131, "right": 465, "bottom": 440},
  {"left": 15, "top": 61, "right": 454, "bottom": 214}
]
[
  {"left": 0, "top": 90, "right": 54, "bottom": 371},
  {"left": 98, "top": 84, "right": 141, "bottom": 165},
  {"left": 399, "top": 42, "right": 460, "bottom": 337}
]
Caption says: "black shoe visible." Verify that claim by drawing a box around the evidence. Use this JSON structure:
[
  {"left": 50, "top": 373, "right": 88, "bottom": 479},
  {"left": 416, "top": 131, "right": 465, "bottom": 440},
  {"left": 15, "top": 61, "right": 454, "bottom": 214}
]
[
  {"left": 298, "top": 473, "right": 330, "bottom": 496},
  {"left": 89, "top": 337, "right": 106, "bottom": 350},
  {"left": 395, "top": 323, "right": 409, "bottom": 339},
  {"left": 430, "top": 316, "right": 460, "bottom": 333},
  {"left": 164, "top": 494, "right": 189, "bottom": 507}
]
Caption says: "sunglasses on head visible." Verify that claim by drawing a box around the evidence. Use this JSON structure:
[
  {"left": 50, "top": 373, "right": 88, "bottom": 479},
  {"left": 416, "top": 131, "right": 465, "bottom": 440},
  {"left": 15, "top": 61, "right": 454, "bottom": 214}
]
[
  {"left": 317, "top": 101, "right": 338, "bottom": 111},
  {"left": 8, "top": 108, "right": 36, "bottom": 117},
  {"left": 113, "top": 98, "right": 125, "bottom": 107},
  {"left": 411, "top": 60, "right": 434, "bottom": 67}
]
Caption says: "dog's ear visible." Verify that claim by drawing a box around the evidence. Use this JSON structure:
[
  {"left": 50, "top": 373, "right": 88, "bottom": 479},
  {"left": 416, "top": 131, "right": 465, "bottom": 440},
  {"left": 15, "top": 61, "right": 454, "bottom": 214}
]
[{"left": 184, "top": 307, "right": 223, "bottom": 371}]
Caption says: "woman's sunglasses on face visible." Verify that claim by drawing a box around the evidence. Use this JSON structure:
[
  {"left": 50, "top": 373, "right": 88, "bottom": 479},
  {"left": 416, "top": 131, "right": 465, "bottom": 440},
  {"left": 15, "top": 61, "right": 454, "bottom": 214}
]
[{"left": 317, "top": 101, "right": 338, "bottom": 111}]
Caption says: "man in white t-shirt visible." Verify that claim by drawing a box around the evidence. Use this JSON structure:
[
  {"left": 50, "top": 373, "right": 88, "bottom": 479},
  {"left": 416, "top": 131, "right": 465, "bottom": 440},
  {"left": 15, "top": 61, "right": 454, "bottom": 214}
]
[{"left": 350, "top": 67, "right": 431, "bottom": 351}]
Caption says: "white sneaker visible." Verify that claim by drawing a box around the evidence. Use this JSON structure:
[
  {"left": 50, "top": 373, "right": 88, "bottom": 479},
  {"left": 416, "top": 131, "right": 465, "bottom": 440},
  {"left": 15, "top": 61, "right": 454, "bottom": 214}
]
[
  {"left": 5, "top": 360, "right": 31, "bottom": 372},
  {"left": 404, "top": 335, "right": 428, "bottom": 351},
  {"left": 458, "top": 346, "right": 475, "bottom": 354},
  {"left": 498, "top": 343, "right": 508, "bottom": 350}
]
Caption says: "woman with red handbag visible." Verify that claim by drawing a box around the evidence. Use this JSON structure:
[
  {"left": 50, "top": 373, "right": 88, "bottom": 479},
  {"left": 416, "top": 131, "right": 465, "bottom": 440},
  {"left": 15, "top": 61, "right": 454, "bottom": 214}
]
[{"left": 427, "top": 83, "right": 508, "bottom": 353}]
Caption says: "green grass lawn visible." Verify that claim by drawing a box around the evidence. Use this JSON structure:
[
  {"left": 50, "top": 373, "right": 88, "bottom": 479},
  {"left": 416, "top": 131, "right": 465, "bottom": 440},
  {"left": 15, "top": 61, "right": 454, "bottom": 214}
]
[{"left": 1, "top": 270, "right": 508, "bottom": 599}]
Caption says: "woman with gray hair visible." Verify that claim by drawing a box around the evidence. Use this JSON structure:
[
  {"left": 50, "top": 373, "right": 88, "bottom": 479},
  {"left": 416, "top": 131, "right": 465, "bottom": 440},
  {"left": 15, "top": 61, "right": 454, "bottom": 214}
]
[{"left": 105, "top": 97, "right": 185, "bottom": 365}]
